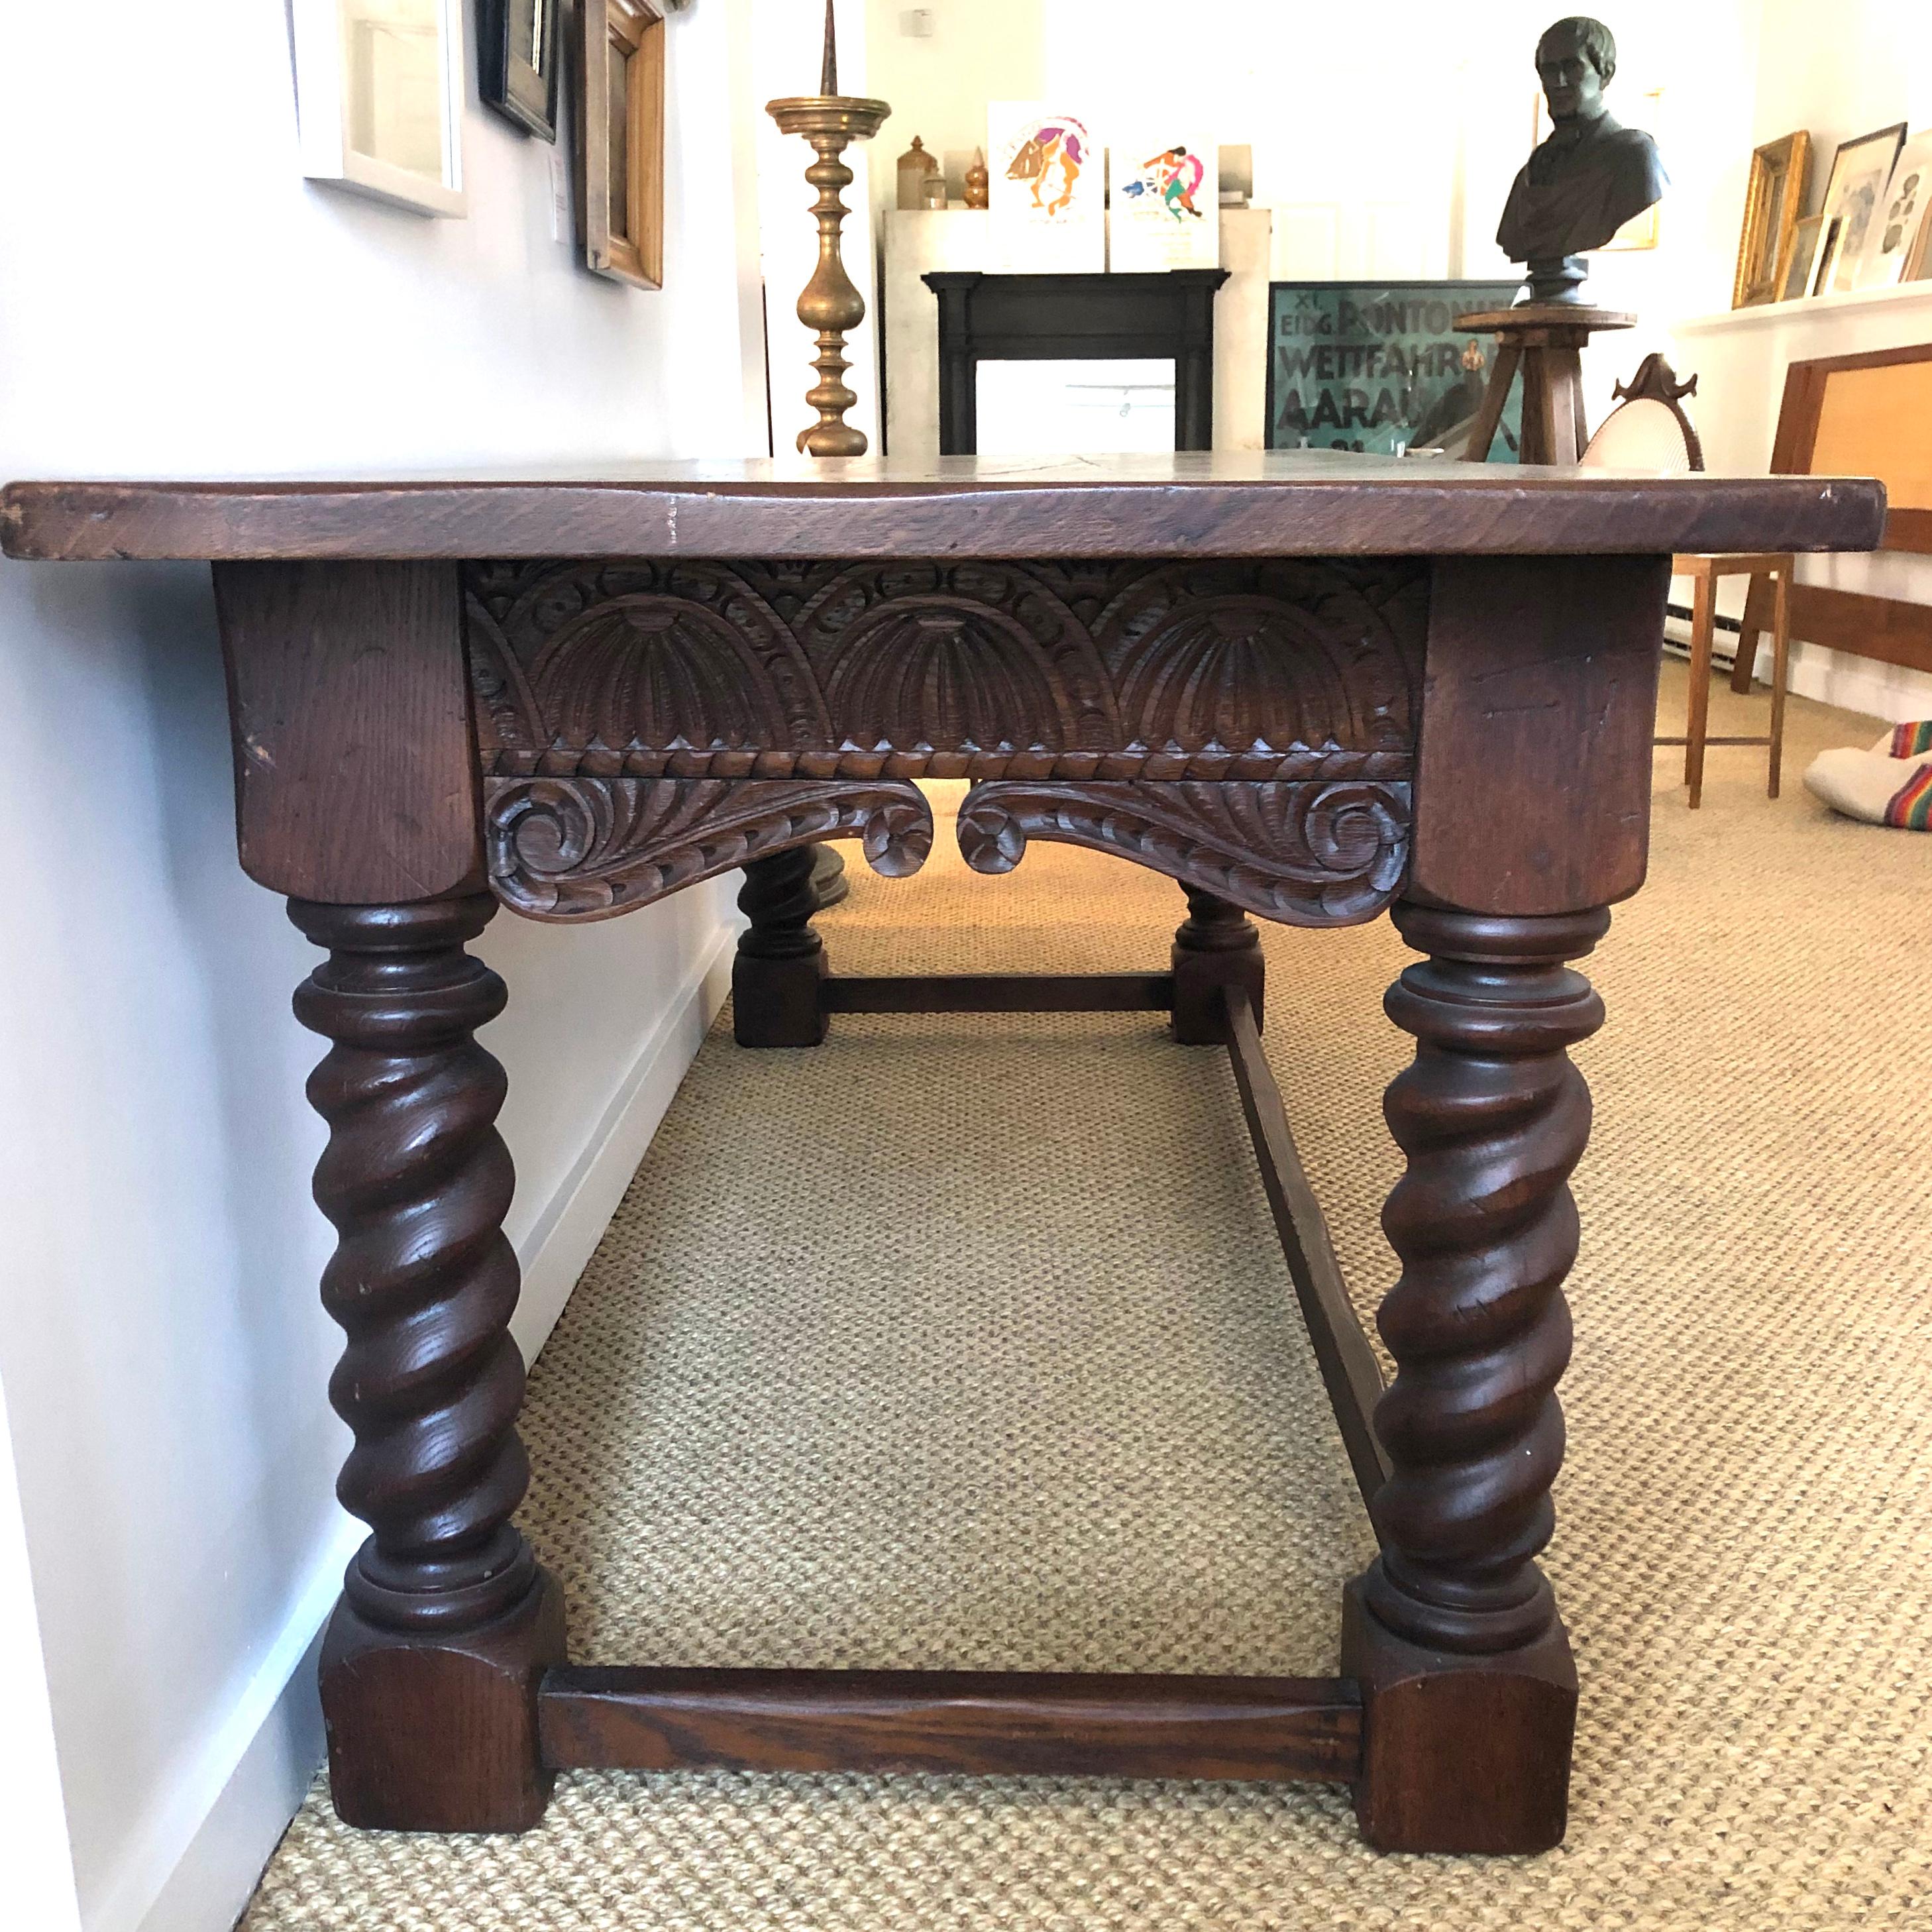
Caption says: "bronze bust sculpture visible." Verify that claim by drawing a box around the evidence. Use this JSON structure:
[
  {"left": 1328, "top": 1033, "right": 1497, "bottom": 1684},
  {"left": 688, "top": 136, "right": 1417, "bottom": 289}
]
[{"left": 1498, "top": 16, "right": 1666, "bottom": 303}]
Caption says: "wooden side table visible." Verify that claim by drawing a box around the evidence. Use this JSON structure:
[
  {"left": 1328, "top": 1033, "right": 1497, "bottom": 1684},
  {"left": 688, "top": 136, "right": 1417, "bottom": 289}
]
[
  {"left": 0, "top": 455, "right": 1882, "bottom": 1857},
  {"left": 1456, "top": 305, "right": 1636, "bottom": 464},
  {"left": 1665, "top": 552, "right": 1794, "bottom": 807}
]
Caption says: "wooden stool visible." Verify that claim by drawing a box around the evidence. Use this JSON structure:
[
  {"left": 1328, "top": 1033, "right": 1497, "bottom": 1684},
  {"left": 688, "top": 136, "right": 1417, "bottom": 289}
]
[{"left": 1664, "top": 553, "right": 1792, "bottom": 808}]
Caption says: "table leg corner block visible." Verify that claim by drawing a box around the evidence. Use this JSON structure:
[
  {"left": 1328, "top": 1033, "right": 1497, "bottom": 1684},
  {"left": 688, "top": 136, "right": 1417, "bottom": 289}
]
[
  {"left": 732, "top": 947, "right": 831, "bottom": 1047},
  {"left": 1170, "top": 887, "right": 1265, "bottom": 1045},
  {"left": 320, "top": 1568, "right": 569, "bottom": 1833},
  {"left": 1340, "top": 1578, "right": 1576, "bottom": 1855}
]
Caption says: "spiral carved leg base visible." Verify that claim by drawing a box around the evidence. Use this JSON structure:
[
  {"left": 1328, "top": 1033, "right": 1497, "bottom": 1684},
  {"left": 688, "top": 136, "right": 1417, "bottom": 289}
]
[
  {"left": 734, "top": 847, "right": 829, "bottom": 1047},
  {"left": 1341, "top": 1579, "right": 1576, "bottom": 1854},
  {"left": 1170, "top": 886, "right": 1266, "bottom": 1044},
  {"left": 1344, "top": 900, "right": 1608, "bottom": 1852},
  {"left": 321, "top": 1572, "right": 567, "bottom": 1833},
  {"left": 290, "top": 892, "right": 564, "bottom": 1831}
]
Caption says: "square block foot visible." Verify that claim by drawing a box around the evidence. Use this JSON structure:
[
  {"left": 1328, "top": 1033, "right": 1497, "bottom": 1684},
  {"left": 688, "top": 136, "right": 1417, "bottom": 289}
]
[
  {"left": 733, "top": 950, "right": 830, "bottom": 1047},
  {"left": 321, "top": 1569, "right": 568, "bottom": 1833},
  {"left": 1170, "top": 947, "right": 1264, "bottom": 1046},
  {"left": 1340, "top": 1576, "right": 1576, "bottom": 1854}
]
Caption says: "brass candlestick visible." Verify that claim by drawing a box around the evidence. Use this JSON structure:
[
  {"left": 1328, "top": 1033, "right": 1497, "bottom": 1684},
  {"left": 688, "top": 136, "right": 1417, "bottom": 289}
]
[{"left": 767, "top": 2, "right": 888, "bottom": 456}]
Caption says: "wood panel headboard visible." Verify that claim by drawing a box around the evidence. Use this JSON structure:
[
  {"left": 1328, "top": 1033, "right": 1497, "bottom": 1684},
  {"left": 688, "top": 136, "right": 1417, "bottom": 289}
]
[{"left": 1738, "top": 340, "right": 1932, "bottom": 682}]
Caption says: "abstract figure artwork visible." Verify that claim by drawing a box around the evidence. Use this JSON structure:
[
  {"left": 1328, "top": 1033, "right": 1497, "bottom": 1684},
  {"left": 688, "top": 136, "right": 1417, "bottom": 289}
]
[
  {"left": 1011, "top": 122, "right": 1087, "bottom": 215},
  {"left": 1114, "top": 136, "right": 1220, "bottom": 272},
  {"left": 1141, "top": 149, "right": 1205, "bottom": 219},
  {"left": 987, "top": 103, "right": 1104, "bottom": 273}
]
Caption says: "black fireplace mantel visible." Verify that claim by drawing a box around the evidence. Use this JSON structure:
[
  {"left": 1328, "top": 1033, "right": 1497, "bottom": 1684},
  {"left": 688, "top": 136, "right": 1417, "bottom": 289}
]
[{"left": 922, "top": 269, "right": 1230, "bottom": 456}]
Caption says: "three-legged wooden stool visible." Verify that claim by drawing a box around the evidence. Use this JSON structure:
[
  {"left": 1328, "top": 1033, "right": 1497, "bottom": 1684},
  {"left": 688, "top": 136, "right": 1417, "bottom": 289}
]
[{"left": 1664, "top": 553, "right": 1793, "bottom": 808}]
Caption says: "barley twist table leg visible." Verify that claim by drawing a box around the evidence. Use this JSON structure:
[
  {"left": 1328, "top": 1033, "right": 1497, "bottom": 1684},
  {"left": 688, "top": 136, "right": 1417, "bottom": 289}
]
[
  {"left": 290, "top": 892, "right": 564, "bottom": 1831},
  {"left": 1343, "top": 899, "right": 1609, "bottom": 1852}
]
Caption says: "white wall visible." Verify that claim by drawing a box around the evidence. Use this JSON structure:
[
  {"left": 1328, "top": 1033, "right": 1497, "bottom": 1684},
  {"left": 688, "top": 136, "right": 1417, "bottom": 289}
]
[
  {"left": 867, "top": 0, "right": 1044, "bottom": 212},
  {"left": 0, "top": 5, "right": 766, "bottom": 1931},
  {"left": 1663, "top": 0, "right": 1932, "bottom": 721}
]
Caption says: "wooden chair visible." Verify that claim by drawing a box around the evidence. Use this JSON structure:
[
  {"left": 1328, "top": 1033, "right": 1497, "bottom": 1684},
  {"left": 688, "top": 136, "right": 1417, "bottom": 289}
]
[
  {"left": 1578, "top": 354, "right": 1791, "bottom": 809},
  {"left": 1663, "top": 552, "right": 1792, "bottom": 807}
]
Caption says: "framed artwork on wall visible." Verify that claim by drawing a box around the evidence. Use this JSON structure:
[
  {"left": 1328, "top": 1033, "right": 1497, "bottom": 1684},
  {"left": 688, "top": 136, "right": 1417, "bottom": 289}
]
[
  {"left": 478, "top": 0, "right": 561, "bottom": 141},
  {"left": 1265, "top": 282, "right": 1521, "bottom": 459},
  {"left": 1817, "top": 121, "right": 1907, "bottom": 295},
  {"left": 291, "top": 0, "right": 466, "bottom": 217},
  {"left": 1732, "top": 131, "right": 1811, "bottom": 308},
  {"left": 1856, "top": 129, "right": 1932, "bottom": 289},
  {"left": 577, "top": 0, "right": 666, "bottom": 289}
]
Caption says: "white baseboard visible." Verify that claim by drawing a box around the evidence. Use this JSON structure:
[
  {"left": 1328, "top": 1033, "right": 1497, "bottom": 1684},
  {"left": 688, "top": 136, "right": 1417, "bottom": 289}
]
[
  {"left": 123, "top": 918, "right": 736, "bottom": 1932},
  {"left": 1667, "top": 616, "right": 1932, "bottom": 727}
]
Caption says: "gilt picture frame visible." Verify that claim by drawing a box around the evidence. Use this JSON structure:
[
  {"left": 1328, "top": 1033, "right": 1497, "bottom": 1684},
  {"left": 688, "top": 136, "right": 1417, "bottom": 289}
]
[
  {"left": 478, "top": 0, "right": 561, "bottom": 141},
  {"left": 576, "top": 0, "right": 666, "bottom": 290},
  {"left": 291, "top": 0, "right": 466, "bottom": 217},
  {"left": 1733, "top": 131, "right": 1811, "bottom": 308},
  {"left": 1779, "top": 213, "right": 1828, "bottom": 301}
]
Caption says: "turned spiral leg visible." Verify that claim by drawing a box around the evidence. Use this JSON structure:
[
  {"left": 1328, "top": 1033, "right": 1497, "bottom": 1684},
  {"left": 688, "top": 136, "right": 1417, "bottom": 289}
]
[
  {"left": 1170, "top": 886, "right": 1266, "bottom": 1044},
  {"left": 734, "top": 845, "right": 830, "bottom": 1047},
  {"left": 1342, "top": 900, "right": 1609, "bottom": 1854},
  {"left": 290, "top": 893, "right": 564, "bottom": 1832}
]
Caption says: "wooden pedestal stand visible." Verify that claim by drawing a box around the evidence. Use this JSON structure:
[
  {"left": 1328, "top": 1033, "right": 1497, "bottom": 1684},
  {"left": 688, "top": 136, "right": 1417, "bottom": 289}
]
[{"left": 1456, "top": 305, "right": 1635, "bottom": 464}]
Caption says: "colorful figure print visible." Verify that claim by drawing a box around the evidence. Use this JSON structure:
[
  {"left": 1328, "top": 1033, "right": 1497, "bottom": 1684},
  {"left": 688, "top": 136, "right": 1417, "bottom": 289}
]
[
  {"left": 1006, "top": 122, "right": 1087, "bottom": 216},
  {"left": 1126, "top": 146, "right": 1206, "bottom": 221}
]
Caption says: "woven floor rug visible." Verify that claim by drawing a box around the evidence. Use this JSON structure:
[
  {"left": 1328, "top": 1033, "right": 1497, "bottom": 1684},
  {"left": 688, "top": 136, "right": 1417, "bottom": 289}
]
[{"left": 246, "top": 663, "right": 1932, "bottom": 1930}]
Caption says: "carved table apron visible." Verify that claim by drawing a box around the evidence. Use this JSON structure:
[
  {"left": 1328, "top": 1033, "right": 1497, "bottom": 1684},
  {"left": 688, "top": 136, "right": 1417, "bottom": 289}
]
[{"left": 0, "top": 456, "right": 1884, "bottom": 1854}]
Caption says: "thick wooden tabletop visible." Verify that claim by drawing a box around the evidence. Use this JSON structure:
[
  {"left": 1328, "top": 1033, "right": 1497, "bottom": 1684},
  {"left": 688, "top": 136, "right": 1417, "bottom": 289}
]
[{"left": 0, "top": 453, "right": 1885, "bottom": 563}]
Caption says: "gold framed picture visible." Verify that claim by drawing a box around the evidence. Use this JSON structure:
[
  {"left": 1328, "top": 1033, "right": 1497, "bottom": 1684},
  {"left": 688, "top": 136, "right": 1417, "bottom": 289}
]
[
  {"left": 1779, "top": 213, "right": 1827, "bottom": 301},
  {"left": 578, "top": 0, "right": 666, "bottom": 290},
  {"left": 1733, "top": 131, "right": 1811, "bottom": 308}
]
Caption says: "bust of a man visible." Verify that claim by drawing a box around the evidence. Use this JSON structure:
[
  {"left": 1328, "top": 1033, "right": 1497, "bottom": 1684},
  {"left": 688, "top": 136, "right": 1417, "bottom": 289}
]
[{"left": 1497, "top": 16, "right": 1667, "bottom": 303}]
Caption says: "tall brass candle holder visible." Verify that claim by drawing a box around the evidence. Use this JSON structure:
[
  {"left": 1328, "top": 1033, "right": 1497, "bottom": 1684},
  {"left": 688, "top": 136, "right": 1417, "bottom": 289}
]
[{"left": 767, "top": 3, "right": 889, "bottom": 456}]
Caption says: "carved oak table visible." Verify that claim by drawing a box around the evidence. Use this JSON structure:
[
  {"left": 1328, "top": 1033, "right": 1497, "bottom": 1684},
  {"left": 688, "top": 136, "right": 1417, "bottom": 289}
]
[{"left": 1, "top": 454, "right": 1883, "bottom": 1855}]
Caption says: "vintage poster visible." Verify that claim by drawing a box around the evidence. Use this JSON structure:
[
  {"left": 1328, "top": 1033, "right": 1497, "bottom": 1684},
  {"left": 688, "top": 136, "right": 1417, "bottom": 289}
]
[
  {"left": 1110, "top": 138, "right": 1219, "bottom": 272},
  {"left": 986, "top": 103, "right": 1104, "bottom": 274},
  {"left": 1265, "top": 282, "right": 1523, "bottom": 460}
]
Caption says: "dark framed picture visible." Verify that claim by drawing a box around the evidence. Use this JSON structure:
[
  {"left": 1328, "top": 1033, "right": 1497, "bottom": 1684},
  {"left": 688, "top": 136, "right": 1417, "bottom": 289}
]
[
  {"left": 577, "top": 0, "right": 666, "bottom": 289},
  {"left": 479, "top": 0, "right": 562, "bottom": 142},
  {"left": 1809, "top": 215, "right": 1848, "bottom": 300},
  {"left": 1265, "top": 282, "right": 1522, "bottom": 459},
  {"left": 1817, "top": 121, "right": 1907, "bottom": 295}
]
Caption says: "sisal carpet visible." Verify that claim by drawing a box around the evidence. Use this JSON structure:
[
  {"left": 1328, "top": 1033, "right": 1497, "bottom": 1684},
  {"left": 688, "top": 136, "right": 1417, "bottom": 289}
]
[{"left": 246, "top": 663, "right": 1932, "bottom": 1931}]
